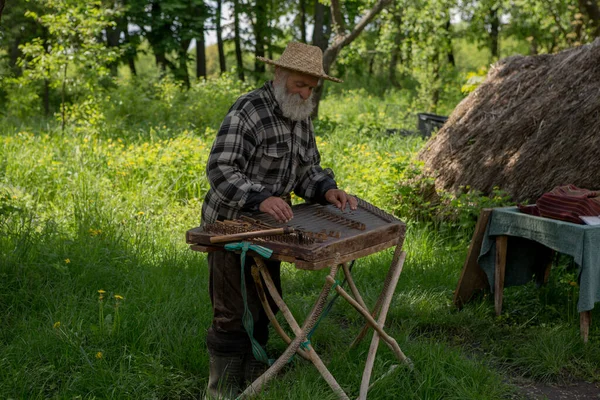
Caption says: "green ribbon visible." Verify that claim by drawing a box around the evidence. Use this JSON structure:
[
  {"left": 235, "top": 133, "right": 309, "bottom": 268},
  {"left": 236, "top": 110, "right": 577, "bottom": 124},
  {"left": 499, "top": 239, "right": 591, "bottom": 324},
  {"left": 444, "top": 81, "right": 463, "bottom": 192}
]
[{"left": 224, "top": 242, "right": 274, "bottom": 366}]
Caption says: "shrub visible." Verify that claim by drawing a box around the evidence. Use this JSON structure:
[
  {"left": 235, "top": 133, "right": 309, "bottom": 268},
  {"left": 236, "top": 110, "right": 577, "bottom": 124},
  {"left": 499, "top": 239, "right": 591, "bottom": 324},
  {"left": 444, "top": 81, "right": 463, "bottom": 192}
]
[{"left": 393, "top": 160, "right": 514, "bottom": 237}]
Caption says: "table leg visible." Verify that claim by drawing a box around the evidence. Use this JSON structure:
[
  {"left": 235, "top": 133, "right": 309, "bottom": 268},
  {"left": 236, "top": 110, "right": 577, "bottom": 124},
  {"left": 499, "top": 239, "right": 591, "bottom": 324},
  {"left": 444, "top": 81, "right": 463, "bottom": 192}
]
[
  {"left": 495, "top": 236, "right": 508, "bottom": 316},
  {"left": 580, "top": 311, "right": 591, "bottom": 343},
  {"left": 543, "top": 250, "right": 554, "bottom": 285}
]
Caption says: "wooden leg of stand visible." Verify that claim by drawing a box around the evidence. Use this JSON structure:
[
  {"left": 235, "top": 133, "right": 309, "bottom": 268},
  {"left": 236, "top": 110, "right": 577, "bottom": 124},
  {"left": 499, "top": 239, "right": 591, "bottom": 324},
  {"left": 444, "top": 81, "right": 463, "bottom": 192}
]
[
  {"left": 240, "top": 261, "right": 349, "bottom": 400},
  {"left": 351, "top": 244, "right": 404, "bottom": 348},
  {"left": 580, "top": 311, "right": 591, "bottom": 343},
  {"left": 250, "top": 265, "right": 310, "bottom": 361},
  {"left": 342, "top": 262, "right": 369, "bottom": 312},
  {"left": 358, "top": 251, "right": 407, "bottom": 400},
  {"left": 325, "top": 275, "right": 409, "bottom": 365},
  {"left": 495, "top": 236, "right": 508, "bottom": 316}
]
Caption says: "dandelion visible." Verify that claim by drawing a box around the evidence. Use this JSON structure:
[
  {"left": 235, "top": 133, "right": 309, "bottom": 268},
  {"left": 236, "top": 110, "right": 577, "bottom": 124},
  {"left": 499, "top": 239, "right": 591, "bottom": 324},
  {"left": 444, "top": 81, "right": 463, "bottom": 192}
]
[
  {"left": 96, "top": 352, "right": 103, "bottom": 359},
  {"left": 137, "top": 211, "right": 144, "bottom": 216},
  {"left": 98, "top": 289, "right": 106, "bottom": 294},
  {"left": 114, "top": 294, "right": 124, "bottom": 300},
  {"left": 64, "top": 259, "right": 70, "bottom": 264},
  {"left": 570, "top": 281, "right": 578, "bottom": 287},
  {"left": 53, "top": 321, "right": 61, "bottom": 329}
]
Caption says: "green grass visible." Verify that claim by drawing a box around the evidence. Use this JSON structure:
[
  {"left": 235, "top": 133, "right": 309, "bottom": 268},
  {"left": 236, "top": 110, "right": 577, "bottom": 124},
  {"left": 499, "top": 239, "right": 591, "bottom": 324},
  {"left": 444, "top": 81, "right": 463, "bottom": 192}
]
[{"left": 1, "top": 77, "right": 599, "bottom": 399}]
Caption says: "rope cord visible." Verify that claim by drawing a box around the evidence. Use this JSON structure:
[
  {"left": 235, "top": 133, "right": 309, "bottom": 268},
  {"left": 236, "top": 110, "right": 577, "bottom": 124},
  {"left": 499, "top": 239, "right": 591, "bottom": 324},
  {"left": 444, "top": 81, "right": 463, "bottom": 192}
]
[
  {"left": 224, "top": 242, "right": 274, "bottom": 366},
  {"left": 224, "top": 243, "right": 355, "bottom": 366},
  {"left": 303, "top": 260, "right": 355, "bottom": 348}
]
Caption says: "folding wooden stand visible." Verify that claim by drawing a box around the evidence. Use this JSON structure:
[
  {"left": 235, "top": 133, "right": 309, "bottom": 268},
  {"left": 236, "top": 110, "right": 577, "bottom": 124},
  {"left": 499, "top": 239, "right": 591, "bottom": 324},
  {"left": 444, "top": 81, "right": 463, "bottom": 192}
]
[
  {"left": 187, "top": 199, "right": 412, "bottom": 398},
  {"left": 239, "top": 243, "right": 411, "bottom": 400}
]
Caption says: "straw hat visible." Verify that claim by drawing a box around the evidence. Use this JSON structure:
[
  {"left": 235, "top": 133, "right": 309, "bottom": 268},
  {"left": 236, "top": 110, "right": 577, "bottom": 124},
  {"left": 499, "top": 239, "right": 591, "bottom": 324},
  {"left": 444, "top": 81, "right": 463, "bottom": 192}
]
[{"left": 257, "top": 42, "right": 343, "bottom": 83}]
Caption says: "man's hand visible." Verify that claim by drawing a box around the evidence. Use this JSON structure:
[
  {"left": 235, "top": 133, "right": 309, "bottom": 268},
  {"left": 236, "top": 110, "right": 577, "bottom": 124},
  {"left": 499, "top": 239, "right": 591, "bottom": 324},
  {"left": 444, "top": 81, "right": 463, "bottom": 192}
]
[
  {"left": 325, "top": 189, "right": 357, "bottom": 212},
  {"left": 259, "top": 196, "right": 294, "bottom": 223}
]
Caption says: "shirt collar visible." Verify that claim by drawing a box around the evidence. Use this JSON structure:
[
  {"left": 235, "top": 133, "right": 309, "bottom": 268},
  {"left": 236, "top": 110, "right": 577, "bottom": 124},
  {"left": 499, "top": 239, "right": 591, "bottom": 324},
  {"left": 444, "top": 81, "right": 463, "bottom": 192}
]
[{"left": 264, "top": 81, "right": 285, "bottom": 118}]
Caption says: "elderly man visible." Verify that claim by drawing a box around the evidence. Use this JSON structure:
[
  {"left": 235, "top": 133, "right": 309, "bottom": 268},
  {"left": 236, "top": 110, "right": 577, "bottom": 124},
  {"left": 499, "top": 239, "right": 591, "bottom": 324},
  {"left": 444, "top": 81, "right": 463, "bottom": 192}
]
[{"left": 202, "top": 42, "right": 357, "bottom": 398}]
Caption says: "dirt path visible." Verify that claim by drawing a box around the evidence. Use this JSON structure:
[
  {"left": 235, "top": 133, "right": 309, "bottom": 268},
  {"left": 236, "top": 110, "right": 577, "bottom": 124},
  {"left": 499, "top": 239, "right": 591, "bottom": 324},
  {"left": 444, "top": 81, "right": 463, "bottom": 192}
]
[{"left": 518, "top": 381, "right": 600, "bottom": 399}]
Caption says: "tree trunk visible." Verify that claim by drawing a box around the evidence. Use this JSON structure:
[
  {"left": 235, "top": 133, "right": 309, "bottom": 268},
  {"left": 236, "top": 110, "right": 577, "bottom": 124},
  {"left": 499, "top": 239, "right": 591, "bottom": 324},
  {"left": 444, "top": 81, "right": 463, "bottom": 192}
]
[
  {"left": 43, "top": 79, "right": 50, "bottom": 116},
  {"left": 368, "top": 23, "right": 382, "bottom": 77},
  {"left": 578, "top": 0, "right": 600, "bottom": 37},
  {"left": 313, "top": 0, "right": 328, "bottom": 51},
  {"left": 105, "top": 21, "right": 122, "bottom": 77},
  {"left": 489, "top": 6, "right": 500, "bottom": 60},
  {"left": 431, "top": 57, "right": 440, "bottom": 112},
  {"left": 216, "top": 0, "right": 227, "bottom": 74},
  {"left": 445, "top": 19, "right": 455, "bottom": 67},
  {"left": 233, "top": 0, "right": 244, "bottom": 81},
  {"left": 312, "top": 0, "right": 392, "bottom": 118},
  {"left": 388, "top": 5, "right": 403, "bottom": 88},
  {"left": 178, "top": 38, "right": 191, "bottom": 87},
  {"left": 9, "top": 37, "right": 22, "bottom": 76},
  {"left": 148, "top": 2, "right": 172, "bottom": 74},
  {"left": 266, "top": 1, "right": 273, "bottom": 60},
  {"left": 300, "top": 0, "right": 307, "bottom": 43},
  {"left": 123, "top": 24, "right": 137, "bottom": 76},
  {"left": 197, "top": 30, "right": 207, "bottom": 79},
  {"left": 43, "top": 28, "right": 51, "bottom": 115},
  {"left": 529, "top": 38, "right": 538, "bottom": 55},
  {"left": 254, "top": 1, "right": 267, "bottom": 74}
]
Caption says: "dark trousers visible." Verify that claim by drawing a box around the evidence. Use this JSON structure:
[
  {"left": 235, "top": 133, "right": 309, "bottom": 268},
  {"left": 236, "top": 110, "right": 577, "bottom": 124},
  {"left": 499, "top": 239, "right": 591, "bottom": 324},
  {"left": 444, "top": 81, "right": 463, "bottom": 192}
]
[{"left": 206, "top": 250, "right": 282, "bottom": 355}]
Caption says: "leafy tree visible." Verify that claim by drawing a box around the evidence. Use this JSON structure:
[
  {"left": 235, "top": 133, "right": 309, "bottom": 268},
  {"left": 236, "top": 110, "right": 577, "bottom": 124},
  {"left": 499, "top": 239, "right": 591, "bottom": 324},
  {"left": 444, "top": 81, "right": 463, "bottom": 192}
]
[
  {"left": 127, "top": 0, "right": 208, "bottom": 86},
  {"left": 0, "top": 1, "right": 47, "bottom": 77},
  {"left": 14, "top": 0, "right": 117, "bottom": 126},
  {"left": 312, "top": 0, "right": 393, "bottom": 117}
]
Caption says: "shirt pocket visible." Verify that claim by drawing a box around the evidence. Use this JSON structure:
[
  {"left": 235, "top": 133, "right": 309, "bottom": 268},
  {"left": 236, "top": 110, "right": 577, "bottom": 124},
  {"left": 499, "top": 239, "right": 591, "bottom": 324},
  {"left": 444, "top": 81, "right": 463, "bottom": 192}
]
[
  {"left": 298, "top": 144, "right": 316, "bottom": 165},
  {"left": 257, "top": 140, "right": 291, "bottom": 184}
]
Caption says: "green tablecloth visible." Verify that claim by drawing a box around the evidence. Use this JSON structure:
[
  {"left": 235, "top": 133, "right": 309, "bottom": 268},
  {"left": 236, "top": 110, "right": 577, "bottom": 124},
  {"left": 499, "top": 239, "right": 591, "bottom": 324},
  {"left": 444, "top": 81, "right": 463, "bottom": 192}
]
[{"left": 478, "top": 207, "right": 600, "bottom": 312}]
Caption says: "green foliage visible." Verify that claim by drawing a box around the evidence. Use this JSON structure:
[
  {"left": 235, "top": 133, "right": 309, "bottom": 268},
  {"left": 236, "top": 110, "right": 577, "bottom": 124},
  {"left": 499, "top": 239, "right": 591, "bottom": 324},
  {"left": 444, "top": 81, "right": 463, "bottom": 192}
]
[
  {"left": 461, "top": 66, "right": 488, "bottom": 94},
  {"left": 1, "top": 78, "right": 600, "bottom": 399},
  {"left": 2, "top": 1, "right": 600, "bottom": 395},
  {"left": 99, "top": 73, "right": 250, "bottom": 138},
  {"left": 393, "top": 160, "right": 514, "bottom": 237}
]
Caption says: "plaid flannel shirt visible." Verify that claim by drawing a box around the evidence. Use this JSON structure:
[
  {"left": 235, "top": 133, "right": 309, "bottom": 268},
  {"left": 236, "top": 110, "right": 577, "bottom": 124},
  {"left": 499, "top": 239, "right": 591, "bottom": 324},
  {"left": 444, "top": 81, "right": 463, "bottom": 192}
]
[{"left": 201, "top": 81, "right": 337, "bottom": 224}]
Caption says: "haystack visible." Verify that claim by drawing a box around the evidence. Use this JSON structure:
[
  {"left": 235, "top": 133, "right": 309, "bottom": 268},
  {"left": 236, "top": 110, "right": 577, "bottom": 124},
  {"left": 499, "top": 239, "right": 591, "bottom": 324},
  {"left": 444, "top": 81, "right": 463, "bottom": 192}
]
[{"left": 419, "top": 38, "right": 600, "bottom": 203}]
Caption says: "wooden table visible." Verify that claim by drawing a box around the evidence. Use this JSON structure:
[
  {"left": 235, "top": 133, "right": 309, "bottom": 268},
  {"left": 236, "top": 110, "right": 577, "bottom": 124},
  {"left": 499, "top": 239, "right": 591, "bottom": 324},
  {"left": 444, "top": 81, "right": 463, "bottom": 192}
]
[{"left": 455, "top": 207, "right": 600, "bottom": 342}]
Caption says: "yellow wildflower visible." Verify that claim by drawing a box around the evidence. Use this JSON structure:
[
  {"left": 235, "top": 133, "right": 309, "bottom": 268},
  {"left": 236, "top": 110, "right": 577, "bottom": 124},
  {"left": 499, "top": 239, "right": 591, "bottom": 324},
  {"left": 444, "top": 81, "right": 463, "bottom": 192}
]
[
  {"left": 98, "top": 289, "right": 106, "bottom": 294},
  {"left": 53, "top": 321, "right": 61, "bottom": 329},
  {"left": 114, "top": 294, "right": 124, "bottom": 300},
  {"left": 64, "top": 259, "right": 70, "bottom": 264},
  {"left": 570, "top": 281, "right": 578, "bottom": 287},
  {"left": 96, "top": 352, "right": 103, "bottom": 359},
  {"left": 137, "top": 211, "right": 144, "bottom": 216}
]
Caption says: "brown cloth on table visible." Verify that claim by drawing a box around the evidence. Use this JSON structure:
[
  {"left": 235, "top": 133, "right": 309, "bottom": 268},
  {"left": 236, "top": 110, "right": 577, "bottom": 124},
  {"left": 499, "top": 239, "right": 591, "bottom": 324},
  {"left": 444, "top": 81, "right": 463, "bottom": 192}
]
[{"left": 518, "top": 184, "right": 600, "bottom": 224}]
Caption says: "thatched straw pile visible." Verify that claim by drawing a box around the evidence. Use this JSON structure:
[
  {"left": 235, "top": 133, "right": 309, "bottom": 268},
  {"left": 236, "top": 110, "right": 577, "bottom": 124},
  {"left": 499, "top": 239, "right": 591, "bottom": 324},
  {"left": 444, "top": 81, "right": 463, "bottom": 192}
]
[{"left": 419, "top": 38, "right": 600, "bottom": 203}]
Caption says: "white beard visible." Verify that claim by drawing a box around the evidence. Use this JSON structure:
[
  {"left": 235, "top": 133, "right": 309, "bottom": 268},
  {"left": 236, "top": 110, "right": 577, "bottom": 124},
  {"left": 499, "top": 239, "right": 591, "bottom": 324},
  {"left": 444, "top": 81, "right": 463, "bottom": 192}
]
[{"left": 273, "top": 81, "right": 315, "bottom": 121}]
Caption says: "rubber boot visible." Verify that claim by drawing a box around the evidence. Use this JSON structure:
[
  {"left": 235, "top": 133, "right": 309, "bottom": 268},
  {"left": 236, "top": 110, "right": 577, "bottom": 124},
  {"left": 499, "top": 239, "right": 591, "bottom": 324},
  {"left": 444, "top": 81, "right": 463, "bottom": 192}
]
[
  {"left": 243, "top": 353, "right": 269, "bottom": 385},
  {"left": 205, "top": 350, "right": 245, "bottom": 400}
]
